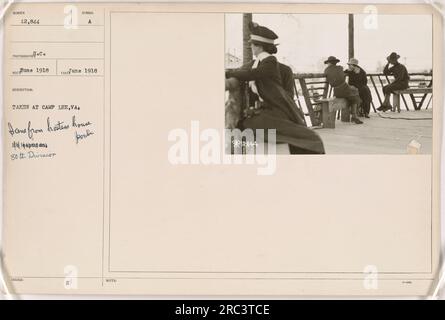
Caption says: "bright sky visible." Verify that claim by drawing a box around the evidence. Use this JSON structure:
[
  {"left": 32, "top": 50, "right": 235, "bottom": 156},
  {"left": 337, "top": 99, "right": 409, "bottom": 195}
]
[{"left": 225, "top": 14, "right": 432, "bottom": 73}]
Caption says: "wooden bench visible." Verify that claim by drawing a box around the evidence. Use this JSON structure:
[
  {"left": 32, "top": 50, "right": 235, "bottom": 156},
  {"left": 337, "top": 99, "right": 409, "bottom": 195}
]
[
  {"left": 393, "top": 87, "right": 433, "bottom": 112},
  {"left": 317, "top": 97, "right": 348, "bottom": 128}
]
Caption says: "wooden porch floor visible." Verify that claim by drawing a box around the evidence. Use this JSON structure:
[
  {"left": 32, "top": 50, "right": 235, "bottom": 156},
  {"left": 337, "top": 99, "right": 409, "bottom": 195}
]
[{"left": 315, "top": 109, "right": 433, "bottom": 154}]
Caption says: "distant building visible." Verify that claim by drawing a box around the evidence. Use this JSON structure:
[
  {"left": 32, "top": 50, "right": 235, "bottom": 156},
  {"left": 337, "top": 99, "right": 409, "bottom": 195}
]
[{"left": 225, "top": 52, "right": 242, "bottom": 69}]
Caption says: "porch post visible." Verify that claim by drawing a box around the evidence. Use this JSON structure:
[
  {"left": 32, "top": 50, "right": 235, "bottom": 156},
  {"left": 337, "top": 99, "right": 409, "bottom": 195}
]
[{"left": 348, "top": 14, "right": 354, "bottom": 59}]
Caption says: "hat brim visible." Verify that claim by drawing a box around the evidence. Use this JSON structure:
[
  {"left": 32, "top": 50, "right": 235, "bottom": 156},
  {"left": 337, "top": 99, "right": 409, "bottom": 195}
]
[
  {"left": 324, "top": 59, "right": 340, "bottom": 64},
  {"left": 387, "top": 54, "right": 400, "bottom": 61},
  {"left": 248, "top": 39, "right": 279, "bottom": 46}
]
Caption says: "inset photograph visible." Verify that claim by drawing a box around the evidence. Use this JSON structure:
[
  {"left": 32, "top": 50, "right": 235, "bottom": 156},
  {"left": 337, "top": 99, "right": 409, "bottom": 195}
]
[{"left": 225, "top": 13, "right": 433, "bottom": 154}]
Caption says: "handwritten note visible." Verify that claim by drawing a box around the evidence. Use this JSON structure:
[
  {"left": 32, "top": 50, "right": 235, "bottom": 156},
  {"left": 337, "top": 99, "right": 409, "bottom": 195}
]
[{"left": 5, "top": 5, "right": 104, "bottom": 161}]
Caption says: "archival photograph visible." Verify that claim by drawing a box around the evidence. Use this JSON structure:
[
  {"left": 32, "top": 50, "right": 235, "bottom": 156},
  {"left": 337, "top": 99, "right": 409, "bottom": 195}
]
[{"left": 225, "top": 13, "right": 433, "bottom": 154}]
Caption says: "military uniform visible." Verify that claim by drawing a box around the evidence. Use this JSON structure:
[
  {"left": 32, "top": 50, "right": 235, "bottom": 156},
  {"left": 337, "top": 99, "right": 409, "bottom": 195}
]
[
  {"left": 324, "top": 64, "right": 361, "bottom": 105},
  {"left": 383, "top": 62, "right": 410, "bottom": 94}
]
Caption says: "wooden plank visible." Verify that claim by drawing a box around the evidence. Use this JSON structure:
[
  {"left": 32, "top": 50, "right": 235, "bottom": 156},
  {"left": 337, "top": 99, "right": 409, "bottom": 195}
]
[
  {"left": 401, "top": 94, "right": 409, "bottom": 111},
  {"left": 293, "top": 80, "right": 308, "bottom": 126},
  {"left": 306, "top": 81, "right": 329, "bottom": 85},
  {"left": 410, "top": 94, "right": 420, "bottom": 110},
  {"left": 323, "top": 82, "right": 330, "bottom": 98},
  {"left": 294, "top": 73, "right": 327, "bottom": 79},
  {"left": 417, "top": 93, "right": 428, "bottom": 110},
  {"left": 299, "top": 77, "right": 318, "bottom": 126},
  {"left": 425, "top": 95, "right": 433, "bottom": 109},
  {"left": 317, "top": 98, "right": 335, "bottom": 102},
  {"left": 321, "top": 101, "right": 336, "bottom": 128},
  {"left": 369, "top": 75, "right": 383, "bottom": 106},
  {"left": 308, "top": 86, "right": 328, "bottom": 91},
  {"left": 395, "top": 88, "right": 432, "bottom": 94},
  {"left": 341, "top": 107, "right": 351, "bottom": 122},
  {"left": 378, "top": 74, "right": 387, "bottom": 90}
]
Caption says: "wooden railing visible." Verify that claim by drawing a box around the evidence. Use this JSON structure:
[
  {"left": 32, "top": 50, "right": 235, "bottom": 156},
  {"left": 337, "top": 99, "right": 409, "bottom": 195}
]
[
  {"left": 294, "top": 72, "right": 433, "bottom": 126},
  {"left": 226, "top": 69, "right": 432, "bottom": 128}
]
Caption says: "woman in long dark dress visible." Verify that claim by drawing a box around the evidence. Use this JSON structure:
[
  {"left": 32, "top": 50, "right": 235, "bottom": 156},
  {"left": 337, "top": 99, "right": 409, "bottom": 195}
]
[{"left": 225, "top": 22, "right": 325, "bottom": 155}]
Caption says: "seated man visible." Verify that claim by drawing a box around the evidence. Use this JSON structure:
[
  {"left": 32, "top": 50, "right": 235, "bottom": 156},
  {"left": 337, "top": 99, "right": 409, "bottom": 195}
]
[
  {"left": 324, "top": 56, "right": 363, "bottom": 124},
  {"left": 344, "top": 58, "right": 373, "bottom": 118},
  {"left": 378, "top": 52, "right": 410, "bottom": 112}
]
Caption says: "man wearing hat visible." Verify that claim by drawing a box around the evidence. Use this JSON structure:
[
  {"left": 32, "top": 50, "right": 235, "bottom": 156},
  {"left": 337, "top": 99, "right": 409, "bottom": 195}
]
[
  {"left": 344, "top": 58, "right": 373, "bottom": 118},
  {"left": 378, "top": 52, "right": 410, "bottom": 112},
  {"left": 225, "top": 22, "right": 325, "bottom": 154},
  {"left": 324, "top": 56, "right": 363, "bottom": 124}
]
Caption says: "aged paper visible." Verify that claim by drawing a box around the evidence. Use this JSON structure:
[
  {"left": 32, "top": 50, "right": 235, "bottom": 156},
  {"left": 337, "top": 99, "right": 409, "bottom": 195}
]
[{"left": 1, "top": 2, "right": 442, "bottom": 296}]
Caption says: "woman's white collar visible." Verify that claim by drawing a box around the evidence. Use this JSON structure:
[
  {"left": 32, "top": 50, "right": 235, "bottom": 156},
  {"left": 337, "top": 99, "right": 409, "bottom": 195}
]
[{"left": 256, "top": 52, "right": 271, "bottom": 62}]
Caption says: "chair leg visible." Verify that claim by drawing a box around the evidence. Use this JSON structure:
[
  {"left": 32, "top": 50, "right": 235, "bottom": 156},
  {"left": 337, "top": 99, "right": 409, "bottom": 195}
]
[
  {"left": 392, "top": 94, "right": 400, "bottom": 112},
  {"left": 341, "top": 107, "right": 351, "bottom": 122}
]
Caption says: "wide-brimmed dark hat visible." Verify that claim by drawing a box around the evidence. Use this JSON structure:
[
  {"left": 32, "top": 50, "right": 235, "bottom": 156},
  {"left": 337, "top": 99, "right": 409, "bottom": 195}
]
[
  {"left": 248, "top": 21, "right": 279, "bottom": 45},
  {"left": 324, "top": 56, "right": 340, "bottom": 64},
  {"left": 387, "top": 52, "right": 401, "bottom": 62}
]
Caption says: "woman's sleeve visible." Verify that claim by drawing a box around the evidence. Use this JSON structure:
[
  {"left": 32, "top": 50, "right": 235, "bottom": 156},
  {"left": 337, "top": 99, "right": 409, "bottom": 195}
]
[{"left": 225, "top": 58, "right": 276, "bottom": 81}]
